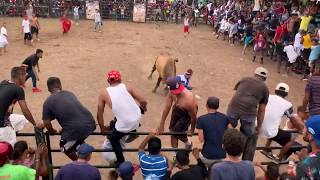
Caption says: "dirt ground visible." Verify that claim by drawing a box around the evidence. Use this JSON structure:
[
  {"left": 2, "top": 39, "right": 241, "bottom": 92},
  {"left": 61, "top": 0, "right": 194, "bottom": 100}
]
[{"left": 0, "top": 17, "right": 307, "bottom": 179}]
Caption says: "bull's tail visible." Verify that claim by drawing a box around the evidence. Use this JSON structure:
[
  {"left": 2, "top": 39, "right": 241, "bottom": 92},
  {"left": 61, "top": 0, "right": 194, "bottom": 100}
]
[{"left": 148, "top": 58, "right": 157, "bottom": 79}]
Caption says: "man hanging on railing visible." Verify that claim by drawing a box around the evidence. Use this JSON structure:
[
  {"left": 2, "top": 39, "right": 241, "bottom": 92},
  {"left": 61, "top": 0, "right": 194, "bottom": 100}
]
[
  {"left": 0, "top": 67, "right": 42, "bottom": 145},
  {"left": 97, "top": 70, "right": 147, "bottom": 166},
  {"left": 157, "top": 77, "right": 197, "bottom": 159},
  {"left": 42, "top": 77, "right": 96, "bottom": 161}
]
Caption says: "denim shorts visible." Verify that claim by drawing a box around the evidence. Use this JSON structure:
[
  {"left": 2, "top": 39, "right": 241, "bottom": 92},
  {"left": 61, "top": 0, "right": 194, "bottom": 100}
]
[{"left": 227, "top": 110, "right": 256, "bottom": 136}]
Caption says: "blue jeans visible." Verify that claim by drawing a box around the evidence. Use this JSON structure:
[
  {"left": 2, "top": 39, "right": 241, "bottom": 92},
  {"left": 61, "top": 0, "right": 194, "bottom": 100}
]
[
  {"left": 25, "top": 68, "right": 37, "bottom": 88},
  {"left": 227, "top": 110, "right": 257, "bottom": 161}
]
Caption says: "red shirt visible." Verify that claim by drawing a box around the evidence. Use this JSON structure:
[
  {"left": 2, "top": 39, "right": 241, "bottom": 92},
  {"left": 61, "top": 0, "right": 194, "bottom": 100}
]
[{"left": 273, "top": 26, "right": 283, "bottom": 43}]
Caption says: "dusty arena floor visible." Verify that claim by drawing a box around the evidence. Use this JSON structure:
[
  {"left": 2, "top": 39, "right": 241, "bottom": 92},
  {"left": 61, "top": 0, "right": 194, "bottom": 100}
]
[{"left": 0, "top": 17, "right": 306, "bottom": 179}]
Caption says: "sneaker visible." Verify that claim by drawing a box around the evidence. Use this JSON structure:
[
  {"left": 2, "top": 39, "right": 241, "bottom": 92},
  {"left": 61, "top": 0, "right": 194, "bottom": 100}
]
[
  {"left": 260, "top": 150, "right": 274, "bottom": 160},
  {"left": 32, "top": 88, "right": 42, "bottom": 93}
]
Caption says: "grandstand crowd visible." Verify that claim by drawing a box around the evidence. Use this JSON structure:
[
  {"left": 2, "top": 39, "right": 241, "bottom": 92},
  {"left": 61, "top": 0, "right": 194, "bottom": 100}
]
[{"left": 0, "top": 0, "right": 320, "bottom": 180}]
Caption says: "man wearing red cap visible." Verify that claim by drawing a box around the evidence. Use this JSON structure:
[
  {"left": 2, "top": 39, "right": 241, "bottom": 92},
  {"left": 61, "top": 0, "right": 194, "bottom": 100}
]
[
  {"left": 157, "top": 77, "right": 197, "bottom": 152},
  {"left": 97, "top": 70, "right": 147, "bottom": 166}
]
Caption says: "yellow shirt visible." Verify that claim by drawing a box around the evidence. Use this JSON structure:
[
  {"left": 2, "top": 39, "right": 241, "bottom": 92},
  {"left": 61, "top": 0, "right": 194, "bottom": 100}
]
[
  {"left": 300, "top": 16, "right": 312, "bottom": 31},
  {"left": 303, "top": 34, "right": 312, "bottom": 49}
]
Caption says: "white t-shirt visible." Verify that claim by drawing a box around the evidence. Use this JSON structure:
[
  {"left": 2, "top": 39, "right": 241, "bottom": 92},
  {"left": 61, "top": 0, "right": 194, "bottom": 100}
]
[
  {"left": 260, "top": 95, "right": 293, "bottom": 139},
  {"left": 106, "top": 83, "right": 141, "bottom": 132},
  {"left": 0, "top": 27, "right": 8, "bottom": 43},
  {"left": 253, "top": 0, "right": 261, "bottom": 11},
  {"left": 22, "top": 20, "right": 30, "bottom": 33},
  {"left": 284, "top": 45, "right": 298, "bottom": 63},
  {"left": 294, "top": 33, "right": 303, "bottom": 49},
  {"left": 74, "top": 7, "right": 79, "bottom": 16},
  {"left": 184, "top": 18, "right": 189, "bottom": 26},
  {"left": 95, "top": 12, "right": 101, "bottom": 23}
]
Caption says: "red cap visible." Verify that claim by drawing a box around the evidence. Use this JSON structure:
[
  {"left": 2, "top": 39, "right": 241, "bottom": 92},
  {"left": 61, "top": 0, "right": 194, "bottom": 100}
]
[
  {"left": 107, "top": 70, "right": 121, "bottom": 82},
  {"left": 0, "top": 142, "right": 12, "bottom": 166}
]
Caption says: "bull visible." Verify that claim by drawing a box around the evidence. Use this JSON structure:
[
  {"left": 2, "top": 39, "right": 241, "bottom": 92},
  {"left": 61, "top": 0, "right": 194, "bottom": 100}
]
[{"left": 148, "top": 53, "right": 178, "bottom": 93}]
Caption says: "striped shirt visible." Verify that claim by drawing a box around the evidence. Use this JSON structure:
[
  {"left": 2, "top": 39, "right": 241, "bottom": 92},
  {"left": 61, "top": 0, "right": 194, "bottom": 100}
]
[
  {"left": 138, "top": 151, "right": 168, "bottom": 179},
  {"left": 306, "top": 75, "right": 320, "bottom": 116}
]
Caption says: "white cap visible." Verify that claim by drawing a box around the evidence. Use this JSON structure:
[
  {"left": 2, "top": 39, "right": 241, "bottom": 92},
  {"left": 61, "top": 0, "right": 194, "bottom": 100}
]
[
  {"left": 254, "top": 67, "right": 268, "bottom": 78},
  {"left": 276, "top": 83, "right": 289, "bottom": 93}
]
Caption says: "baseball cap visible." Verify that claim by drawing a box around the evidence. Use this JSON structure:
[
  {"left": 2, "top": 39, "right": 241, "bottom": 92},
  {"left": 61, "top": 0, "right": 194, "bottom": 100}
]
[
  {"left": 77, "top": 143, "right": 95, "bottom": 158},
  {"left": 185, "top": 69, "right": 193, "bottom": 75},
  {"left": 254, "top": 67, "right": 268, "bottom": 78},
  {"left": 305, "top": 115, "right": 320, "bottom": 146},
  {"left": 107, "top": 70, "right": 121, "bottom": 82},
  {"left": 119, "top": 161, "right": 134, "bottom": 178},
  {"left": 166, "top": 77, "right": 185, "bottom": 95},
  {"left": 0, "top": 141, "right": 13, "bottom": 166},
  {"left": 275, "top": 83, "right": 289, "bottom": 93}
]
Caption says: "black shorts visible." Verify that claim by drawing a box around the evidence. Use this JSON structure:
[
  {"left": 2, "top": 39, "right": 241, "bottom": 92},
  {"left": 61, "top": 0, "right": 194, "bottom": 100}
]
[
  {"left": 24, "top": 33, "right": 32, "bottom": 40},
  {"left": 60, "top": 138, "right": 85, "bottom": 154},
  {"left": 169, "top": 105, "right": 191, "bottom": 139},
  {"left": 270, "top": 129, "right": 292, "bottom": 146},
  {"left": 31, "top": 26, "right": 39, "bottom": 35},
  {"left": 302, "top": 49, "right": 311, "bottom": 61}
]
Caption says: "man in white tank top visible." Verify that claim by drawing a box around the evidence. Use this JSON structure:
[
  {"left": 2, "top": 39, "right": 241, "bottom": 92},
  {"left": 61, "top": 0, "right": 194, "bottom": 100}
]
[{"left": 97, "top": 70, "right": 147, "bottom": 165}]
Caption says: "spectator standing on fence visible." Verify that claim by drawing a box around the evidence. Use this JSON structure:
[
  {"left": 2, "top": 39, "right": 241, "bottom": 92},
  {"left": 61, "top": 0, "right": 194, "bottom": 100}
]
[
  {"left": 283, "top": 41, "right": 299, "bottom": 74},
  {"left": 302, "top": 30, "right": 313, "bottom": 80},
  {"left": 0, "top": 141, "right": 49, "bottom": 179},
  {"left": 73, "top": 5, "right": 80, "bottom": 25},
  {"left": 55, "top": 143, "right": 101, "bottom": 180},
  {"left": 196, "top": 97, "right": 230, "bottom": 166},
  {"left": 42, "top": 77, "right": 96, "bottom": 161},
  {"left": 296, "top": 115, "right": 320, "bottom": 179},
  {"left": 138, "top": 133, "right": 170, "bottom": 179},
  {"left": 170, "top": 148, "right": 207, "bottom": 180},
  {"left": 227, "top": 67, "right": 269, "bottom": 161},
  {"left": 293, "top": 30, "right": 305, "bottom": 56},
  {"left": 30, "top": 14, "right": 40, "bottom": 42},
  {"left": 94, "top": 9, "right": 102, "bottom": 33},
  {"left": 308, "top": 39, "right": 320, "bottom": 74},
  {"left": 157, "top": 77, "right": 197, "bottom": 155},
  {"left": 210, "top": 129, "right": 256, "bottom": 180},
  {"left": 0, "top": 67, "right": 40, "bottom": 144},
  {"left": 302, "top": 63, "right": 320, "bottom": 116},
  {"left": 299, "top": 11, "right": 313, "bottom": 32},
  {"left": 21, "top": 49, "right": 43, "bottom": 93},
  {"left": 259, "top": 83, "right": 304, "bottom": 162},
  {"left": 97, "top": 70, "right": 147, "bottom": 166},
  {"left": 0, "top": 22, "right": 8, "bottom": 56},
  {"left": 22, "top": 15, "right": 32, "bottom": 45}
]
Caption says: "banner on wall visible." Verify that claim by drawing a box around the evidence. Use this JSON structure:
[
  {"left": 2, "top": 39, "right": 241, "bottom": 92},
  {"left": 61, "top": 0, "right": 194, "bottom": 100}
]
[
  {"left": 133, "top": 0, "right": 146, "bottom": 22},
  {"left": 86, "top": 0, "right": 99, "bottom": 20}
]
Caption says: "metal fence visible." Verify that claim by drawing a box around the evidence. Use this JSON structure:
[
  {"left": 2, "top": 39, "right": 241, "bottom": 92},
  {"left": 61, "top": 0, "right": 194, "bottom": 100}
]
[{"left": 16, "top": 129, "right": 306, "bottom": 180}]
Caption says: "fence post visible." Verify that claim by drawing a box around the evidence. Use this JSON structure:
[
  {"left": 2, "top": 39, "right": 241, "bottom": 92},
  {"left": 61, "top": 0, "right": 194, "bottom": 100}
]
[{"left": 45, "top": 132, "right": 54, "bottom": 180}]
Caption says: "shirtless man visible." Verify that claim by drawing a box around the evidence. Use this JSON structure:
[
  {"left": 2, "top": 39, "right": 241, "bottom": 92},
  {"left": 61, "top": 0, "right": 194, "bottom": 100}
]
[
  {"left": 30, "top": 14, "right": 40, "bottom": 41},
  {"left": 157, "top": 77, "right": 197, "bottom": 151},
  {"left": 97, "top": 70, "right": 147, "bottom": 166}
]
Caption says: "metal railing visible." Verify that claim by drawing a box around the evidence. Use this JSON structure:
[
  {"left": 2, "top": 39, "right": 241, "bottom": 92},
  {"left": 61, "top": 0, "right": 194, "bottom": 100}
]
[{"left": 16, "top": 129, "right": 306, "bottom": 180}]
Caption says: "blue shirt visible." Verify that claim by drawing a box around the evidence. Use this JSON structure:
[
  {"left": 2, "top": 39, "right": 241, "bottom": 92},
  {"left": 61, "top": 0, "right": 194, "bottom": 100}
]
[
  {"left": 196, "top": 112, "right": 229, "bottom": 159},
  {"left": 138, "top": 151, "right": 168, "bottom": 179},
  {"left": 309, "top": 45, "right": 320, "bottom": 61},
  {"left": 55, "top": 162, "right": 101, "bottom": 180},
  {"left": 177, "top": 75, "right": 191, "bottom": 90},
  {"left": 210, "top": 161, "right": 255, "bottom": 180}
]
